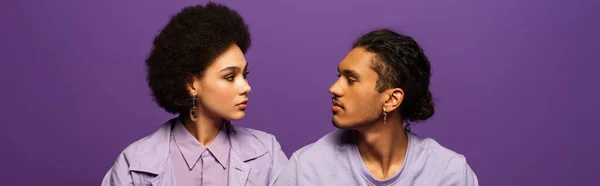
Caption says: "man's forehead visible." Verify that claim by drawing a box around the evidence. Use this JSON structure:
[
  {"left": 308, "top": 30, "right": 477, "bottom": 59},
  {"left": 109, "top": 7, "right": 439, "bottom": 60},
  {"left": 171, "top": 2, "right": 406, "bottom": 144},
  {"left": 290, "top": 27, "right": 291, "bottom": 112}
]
[{"left": 338, "top": 47, "right": 376, "bottom": 72}]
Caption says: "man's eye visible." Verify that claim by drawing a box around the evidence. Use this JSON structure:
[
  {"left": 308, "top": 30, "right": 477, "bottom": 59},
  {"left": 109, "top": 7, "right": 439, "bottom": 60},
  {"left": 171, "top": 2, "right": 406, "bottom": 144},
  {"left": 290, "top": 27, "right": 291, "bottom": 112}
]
[{"left": 347, "top": 77, "right": 356, "bottom": 83}]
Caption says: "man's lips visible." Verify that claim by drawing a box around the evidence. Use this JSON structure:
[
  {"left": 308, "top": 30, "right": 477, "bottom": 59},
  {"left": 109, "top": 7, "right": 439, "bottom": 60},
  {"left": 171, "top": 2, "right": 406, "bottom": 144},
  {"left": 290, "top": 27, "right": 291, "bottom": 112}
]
[{"left": 332, "top": 98, "right": 343, "bottom": 111}]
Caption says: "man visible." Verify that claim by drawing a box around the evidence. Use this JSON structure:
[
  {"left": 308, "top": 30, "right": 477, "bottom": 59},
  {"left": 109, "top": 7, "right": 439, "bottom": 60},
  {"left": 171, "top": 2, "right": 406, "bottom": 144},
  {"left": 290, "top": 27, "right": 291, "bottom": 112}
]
[{"left": 273, "top": 29, "right": 478, "bottom": 186}]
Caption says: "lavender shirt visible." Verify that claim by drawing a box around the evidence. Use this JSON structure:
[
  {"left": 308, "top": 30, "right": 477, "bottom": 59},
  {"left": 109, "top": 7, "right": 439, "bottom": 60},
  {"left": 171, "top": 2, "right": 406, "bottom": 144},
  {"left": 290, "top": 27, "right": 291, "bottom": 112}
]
[
  {"left": 169, "top": 120, "right": 230, "bottom": 185},
  {"left": 273, "top": 130, "right": 479, "bottom": 186},
  {"left": 102, "top": 118, "right": 288, "bottom": 186}
]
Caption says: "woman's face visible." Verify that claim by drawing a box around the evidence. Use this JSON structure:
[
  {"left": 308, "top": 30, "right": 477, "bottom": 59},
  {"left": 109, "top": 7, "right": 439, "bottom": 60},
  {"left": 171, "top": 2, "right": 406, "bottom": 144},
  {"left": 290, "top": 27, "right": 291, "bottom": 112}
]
[{"left": 189, "top": 44, "right": 251, "bottom": 121}]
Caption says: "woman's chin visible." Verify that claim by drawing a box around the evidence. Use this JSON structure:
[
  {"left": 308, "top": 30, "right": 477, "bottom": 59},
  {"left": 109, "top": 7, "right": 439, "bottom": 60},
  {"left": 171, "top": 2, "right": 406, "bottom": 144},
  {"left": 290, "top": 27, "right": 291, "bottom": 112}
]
[{"left": 224, "top": 111, "right": 246, "bottom": 121}]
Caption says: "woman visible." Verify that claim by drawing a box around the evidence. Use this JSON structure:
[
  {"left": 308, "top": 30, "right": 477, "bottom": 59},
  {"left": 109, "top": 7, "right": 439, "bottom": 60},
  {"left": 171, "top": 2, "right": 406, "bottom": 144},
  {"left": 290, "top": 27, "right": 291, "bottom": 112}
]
[{"left": 102, "top": 2, "right": 288, "bottom": 186}]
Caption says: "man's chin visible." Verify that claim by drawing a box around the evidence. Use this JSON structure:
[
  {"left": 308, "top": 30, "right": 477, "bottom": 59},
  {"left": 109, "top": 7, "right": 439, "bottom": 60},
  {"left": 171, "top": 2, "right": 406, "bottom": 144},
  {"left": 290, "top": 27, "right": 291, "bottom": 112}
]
[{"left": 332, "top": 118, "right": 351, "bottom": 129}]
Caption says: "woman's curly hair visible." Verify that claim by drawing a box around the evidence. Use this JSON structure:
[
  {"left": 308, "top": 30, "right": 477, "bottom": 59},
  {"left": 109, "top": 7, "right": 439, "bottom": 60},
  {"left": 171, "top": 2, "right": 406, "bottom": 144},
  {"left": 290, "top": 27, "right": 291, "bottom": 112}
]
[{"left": 145, "top": 2, "right": 251, "bottom": 115}]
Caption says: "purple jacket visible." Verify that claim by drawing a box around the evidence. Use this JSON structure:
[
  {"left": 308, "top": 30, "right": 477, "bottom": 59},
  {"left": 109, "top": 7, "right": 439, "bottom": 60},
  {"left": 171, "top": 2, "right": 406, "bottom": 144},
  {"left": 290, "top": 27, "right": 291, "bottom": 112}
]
[{"left": 102, "top": 118, "right": 288, "bottom": 186}]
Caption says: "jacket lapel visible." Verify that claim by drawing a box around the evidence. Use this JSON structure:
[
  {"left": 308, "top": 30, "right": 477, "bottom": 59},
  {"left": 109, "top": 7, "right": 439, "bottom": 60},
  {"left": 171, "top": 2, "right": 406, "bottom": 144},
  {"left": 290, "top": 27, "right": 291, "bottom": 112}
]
[
  {"left": 149, "top": 159, "right": 176, "bottom": 186},
  {"left": 227, "top": 126, "right": 269, "bottom": 186},
  {"left": 128, "top": 118, "right": 177, "bottom": 185},
  {"left": 228, "top": 152, "right": 251, "bottom": 185},
  {"left": 127, "top": 119, "right": 271, "bottom": 186}
]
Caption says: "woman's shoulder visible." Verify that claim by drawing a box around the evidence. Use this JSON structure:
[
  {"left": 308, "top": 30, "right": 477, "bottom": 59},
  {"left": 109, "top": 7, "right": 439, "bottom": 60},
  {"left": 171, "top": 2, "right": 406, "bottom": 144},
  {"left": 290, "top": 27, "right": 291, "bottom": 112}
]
[
  {"left": 111, "top": 120, "right": 173, "bottom": 164},
  {"left": 230, "top": 126, "right": 279, "bottom": 147},
  {"left": 234, "top": 127, "right": 275, "bottom": 140},
  {"left": 229, "top": 126, "right": 285, "bottom": 159}
]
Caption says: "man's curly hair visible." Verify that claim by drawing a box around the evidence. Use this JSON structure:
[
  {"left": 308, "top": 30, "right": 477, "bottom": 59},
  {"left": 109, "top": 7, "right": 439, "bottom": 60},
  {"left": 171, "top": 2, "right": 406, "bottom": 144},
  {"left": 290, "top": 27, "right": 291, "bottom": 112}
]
[
  {"left": 353, "top": 29, "right": 434, "bottom": 129},
  {"left": 145, "top": 2, "right": 251, "bottom": 115}
]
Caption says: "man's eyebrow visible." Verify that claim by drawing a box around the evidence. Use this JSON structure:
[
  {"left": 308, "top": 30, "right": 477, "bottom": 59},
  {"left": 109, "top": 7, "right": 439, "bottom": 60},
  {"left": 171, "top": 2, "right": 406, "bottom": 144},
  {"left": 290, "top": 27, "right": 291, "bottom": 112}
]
[{"left": 342, "top": 69, "right": 360, "bottom": 79}]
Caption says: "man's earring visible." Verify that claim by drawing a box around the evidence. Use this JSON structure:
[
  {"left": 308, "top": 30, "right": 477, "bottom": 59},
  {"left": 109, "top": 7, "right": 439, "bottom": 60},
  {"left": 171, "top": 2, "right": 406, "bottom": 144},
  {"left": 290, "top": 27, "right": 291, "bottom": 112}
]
[{"left": 383, "top": 107, "right": 387, "bottom": 124}]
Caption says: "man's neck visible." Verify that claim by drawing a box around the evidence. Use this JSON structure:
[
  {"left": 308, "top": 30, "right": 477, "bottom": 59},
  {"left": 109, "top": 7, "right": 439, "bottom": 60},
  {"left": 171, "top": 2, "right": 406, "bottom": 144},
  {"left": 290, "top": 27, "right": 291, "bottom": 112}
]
[
  {"left": 355, "top": 116, "right": 409, "bottom": 180},
  {"left": 182, "top": 110, "right": 224, "bottom": 147}
]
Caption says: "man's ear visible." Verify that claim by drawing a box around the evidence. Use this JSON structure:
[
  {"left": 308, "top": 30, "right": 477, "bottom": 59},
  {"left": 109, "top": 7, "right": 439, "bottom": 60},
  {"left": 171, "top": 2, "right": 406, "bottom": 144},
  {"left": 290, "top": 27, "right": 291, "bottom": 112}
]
[{"left": 383, "top": 88, "right": 404, "bottom": 113}]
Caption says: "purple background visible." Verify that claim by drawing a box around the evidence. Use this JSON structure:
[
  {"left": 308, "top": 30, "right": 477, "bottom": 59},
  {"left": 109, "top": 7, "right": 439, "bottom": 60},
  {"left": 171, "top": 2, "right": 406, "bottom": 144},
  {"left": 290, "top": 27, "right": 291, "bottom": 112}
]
[{"left": 1, "top": 0, "right": 599, "bottom": 185}]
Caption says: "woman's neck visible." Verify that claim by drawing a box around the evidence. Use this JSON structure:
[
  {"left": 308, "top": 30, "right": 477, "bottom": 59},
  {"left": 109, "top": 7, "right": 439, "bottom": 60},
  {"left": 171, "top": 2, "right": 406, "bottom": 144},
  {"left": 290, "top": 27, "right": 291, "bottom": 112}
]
[{"left": 182, "top": 112, "right": 224, "bottom": 147}]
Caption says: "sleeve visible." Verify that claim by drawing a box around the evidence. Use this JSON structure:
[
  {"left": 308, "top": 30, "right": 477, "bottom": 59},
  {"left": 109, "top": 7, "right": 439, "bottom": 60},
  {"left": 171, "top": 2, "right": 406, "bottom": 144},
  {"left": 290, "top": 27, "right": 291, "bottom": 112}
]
[
  {"left": 267, "top": 134, "right": 289, "bottom": 186},
  {"left": 101, "top": 152, "right": 134, "bottom": 186},
  {"left": 462, "top": 160, "right": 479, "bottom": 186},
  {"left": 438, "top": 155, "right": 479, "bottom": 186},
  {"left": 271, "top": 151, "right": 302, "bottom": 186}
]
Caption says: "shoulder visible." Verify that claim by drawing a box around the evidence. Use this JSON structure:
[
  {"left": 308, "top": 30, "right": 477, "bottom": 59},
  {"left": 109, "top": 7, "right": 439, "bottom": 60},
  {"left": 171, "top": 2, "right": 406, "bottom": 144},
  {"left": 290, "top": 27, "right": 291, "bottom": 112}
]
[
  {"left": 229, "top": 126, "right": 285, "bottom": 161},
  {"left": 102, "top": 120, "right": 174, "bottom": 184},
  {"left": 408, "top": 133, "right": 478, "bottom": 184},
  {"left": 109, "top": 120, "right": 173, "bottom": 170},
  {"left": 235, "top": 127, "right": 276, "bottom": 141},
  {"left": 120, "top": 121, "right": 172, "bottom": 158},
  {"left": 273, "top": 130, "right": 350, "bottom": 186},
  {"left": 232, "top": 126, "right": 280, "bottom": 148},
  {"left": 289, "top": 129, "right": 349, "bottom": 162},
  {"left": 233, "top": 126, "right": 289, "bottom": 185},
  {"left": 410, "top": 133, "right": 464, "bottom": 160}
]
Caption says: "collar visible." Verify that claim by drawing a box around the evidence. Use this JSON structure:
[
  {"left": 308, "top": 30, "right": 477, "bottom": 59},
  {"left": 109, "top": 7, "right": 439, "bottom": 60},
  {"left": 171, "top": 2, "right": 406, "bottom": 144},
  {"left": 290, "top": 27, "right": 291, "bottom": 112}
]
[
  {"left": 171, "top": 120, "right": 230, "bottom": 169},
  {"left": 128, "top": 118, "right": 268, "bottom": 175}
]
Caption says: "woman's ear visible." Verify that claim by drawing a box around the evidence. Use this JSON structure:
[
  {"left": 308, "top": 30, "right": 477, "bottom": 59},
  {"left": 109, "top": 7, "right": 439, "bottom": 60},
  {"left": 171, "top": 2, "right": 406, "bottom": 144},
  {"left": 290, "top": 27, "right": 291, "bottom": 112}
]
[{"left": 186, "top": 76, "right": 202, "bottom": 96}]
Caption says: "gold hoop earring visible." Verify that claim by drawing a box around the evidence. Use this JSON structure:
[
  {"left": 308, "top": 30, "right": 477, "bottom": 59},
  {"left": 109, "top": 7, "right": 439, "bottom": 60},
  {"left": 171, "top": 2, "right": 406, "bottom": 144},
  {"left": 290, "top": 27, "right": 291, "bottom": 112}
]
[{"left": 190, "top": 95, "right": 198, "bottom": 121}]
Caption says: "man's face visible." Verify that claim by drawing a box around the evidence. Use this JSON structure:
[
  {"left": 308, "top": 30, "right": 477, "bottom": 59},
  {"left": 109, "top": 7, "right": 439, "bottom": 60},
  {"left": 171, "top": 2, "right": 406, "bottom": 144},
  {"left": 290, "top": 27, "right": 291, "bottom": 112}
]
[{"left": 329, "top": 47, "right": 384, "bottom": 129}]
